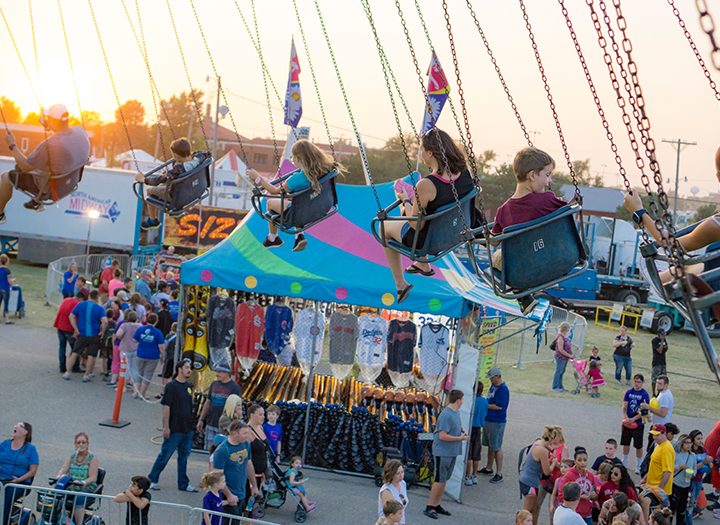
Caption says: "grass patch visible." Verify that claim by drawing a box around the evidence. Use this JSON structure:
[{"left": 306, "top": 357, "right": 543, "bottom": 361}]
[{"left": 501, "top": 319, "right": 720, "bottom": 421}]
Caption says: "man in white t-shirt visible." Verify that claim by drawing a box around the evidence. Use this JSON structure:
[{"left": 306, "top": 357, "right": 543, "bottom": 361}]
[
  {"left": 640, "top": 374, "right": 674, "bottom": 451},
  {"left": 554, "top": 482, "right": 587, "bottom": 525}
]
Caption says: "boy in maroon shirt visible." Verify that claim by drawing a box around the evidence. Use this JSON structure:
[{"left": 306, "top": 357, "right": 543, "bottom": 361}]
[{"left": 492, "top": 147, "right": 567, "bottom": 314}]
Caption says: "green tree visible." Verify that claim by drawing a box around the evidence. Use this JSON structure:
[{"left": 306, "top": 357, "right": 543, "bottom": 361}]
[
  {"left": 693, "top": 203, "right": 717, "bottom": 223},
  {"left": 553, "top": 159, "right": 604, "bottom": 188},
  {"left": 0, "top": 97, "right": 22, "bottom": 124},
  {"left": 156, "top": 89, "right": 206, "bottom": 154}
]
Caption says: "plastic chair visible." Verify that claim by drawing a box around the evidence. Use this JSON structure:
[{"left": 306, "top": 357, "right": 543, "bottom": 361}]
[{"left": 18, "top": 165, "right": 85, "bottom": 205}]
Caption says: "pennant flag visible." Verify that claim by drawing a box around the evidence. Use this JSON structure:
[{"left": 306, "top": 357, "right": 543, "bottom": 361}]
[
  {"left": 284, "top": 37, "right": 302, "bottom": 128},
  {"left": 420, "top": 52, "right": 450, "bottom": 134}
]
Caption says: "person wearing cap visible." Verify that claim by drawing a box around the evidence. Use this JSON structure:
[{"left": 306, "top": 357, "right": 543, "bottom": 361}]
[
  {"left": 197, "top": 363, "right": 242, "bottom": 451},
  {"left": 478, "top": 367, "right": 510, "bottom": 483},
  {"left": 0, "top": 103, "right": 90, "bottom": 221},
  {"left": 639, "top": 423, "right": 675, "bottom": 519},
  {"left": 53, "top": 289, "right": 87, "bottom": 374}
]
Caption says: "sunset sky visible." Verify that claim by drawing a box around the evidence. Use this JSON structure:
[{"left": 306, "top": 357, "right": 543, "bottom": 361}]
[{"left": 1, "top": 0, "right": 718, "bottom": 197}]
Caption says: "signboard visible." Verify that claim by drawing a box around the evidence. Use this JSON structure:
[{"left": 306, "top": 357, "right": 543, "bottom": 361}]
[
  {"left": 164, "top": 205, "right": 247, "bottom": 249},
  {"left": 640, "top": 309, "right": 655, "bottom": 329},
  {"left": 477, "top": 317, "right": 500, "bottom": 389},
  {"left": 610, "top": 302, "right": 624, "bottom": 322}
]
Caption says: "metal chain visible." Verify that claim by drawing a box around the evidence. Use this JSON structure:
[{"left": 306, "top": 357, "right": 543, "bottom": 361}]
[
  {"left": 87, "top": 0, "right": 139, "bottom": 173},
  {"left": 57, "top": 0, "right": 84, "bottom": 128},
  {"left": 251, "top": 0, "right": 280, "bottom": 170},
  {"left": 359, "top": 0, "right": 414, "bottom": 184},
  {"left": 696, "top": 0, "right": 720, "bottom": 70},
  {"left": 518, "top": 0, "right": 581, "bottom": 202},
  {"left": 381, "top": 53, "right": 419, "bottom": 139},
  {"left": 667, "top": 0, "right": 720, "bottom": 101},
  {"left": 189, "top": 0, "right": 251, "bottom": 164},
  {"left": 311, "top": 0, "right": 382, "bottom": 211},
  {"left": 164, "top": 0, "right": 209, "bottom": 151},
  {"left": 119, "top": 0, "right": 168, "bottom": 161},
  {"left": 464, "top": 0, "right": 532, "bottom": 147},
  {"left": 290, "top": 0, "right": 336, "bottom": 160},
  {"left": 0, "top": 6, "right": 41, "bottom": 107}
]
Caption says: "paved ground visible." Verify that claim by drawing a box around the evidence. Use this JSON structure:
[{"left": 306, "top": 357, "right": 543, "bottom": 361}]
[{"left": 1, "top": 323, "right": 717, "bottom": 525}]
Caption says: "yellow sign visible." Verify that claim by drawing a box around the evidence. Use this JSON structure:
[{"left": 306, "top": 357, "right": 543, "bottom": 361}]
[{"left": 477, "top": 317, "right": 501, "bottom": 390}]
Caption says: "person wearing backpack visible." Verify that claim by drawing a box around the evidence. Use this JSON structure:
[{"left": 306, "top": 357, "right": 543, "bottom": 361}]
[{"left": 518, "top": 426, "right": 564, "bottom": 525}]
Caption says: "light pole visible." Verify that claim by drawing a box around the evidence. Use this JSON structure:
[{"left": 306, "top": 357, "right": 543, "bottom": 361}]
[{"left": 86, "top": 209, "right": 100, "bottom": 270}]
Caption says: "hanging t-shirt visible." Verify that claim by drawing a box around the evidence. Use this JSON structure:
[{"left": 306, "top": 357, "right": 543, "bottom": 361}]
[
  {"left": 207, "top": 295, "right": 236, "bottom": 349},
  {"left": 418, "top": 323, "right": 450, "bottom": 376},
  {"left": 265, "top": 304, "right": 294, "bottom": 355},
  {"left": 328, "top": 310, "right": 358, "bottom": 365},
  {"left": 357, "top": 315, "right": 388, "bottom": 367},
  {"left": 387, "top": 319, "right": 416, "bottom": 374},
  {"left": 295, "top": 307, "right": 326, "bottom": 365},
  {"left": 235, "top": 302, "right": 265, "bottom": 359}
]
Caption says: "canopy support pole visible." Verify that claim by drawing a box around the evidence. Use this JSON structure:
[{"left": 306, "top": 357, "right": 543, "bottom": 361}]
[{"left": 301, "top": 302, "right": 321, "bottom": 463}]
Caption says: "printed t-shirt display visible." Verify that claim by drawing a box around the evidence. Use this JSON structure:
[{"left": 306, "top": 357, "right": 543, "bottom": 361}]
[
  {"left": 418, "top": 323, "right": 450, "bottom": 376},
  {"left": 235, "top": 302, "right": 265, "bottom": 361},
  {"left": 387, "top": 319, "right": 416, "bottom": 374},
  {"left": 265, "top": 303, "right": 294, "bottom": 355},
  {"left": 328, "top": 310, "right": 358, "bottom": 365}
]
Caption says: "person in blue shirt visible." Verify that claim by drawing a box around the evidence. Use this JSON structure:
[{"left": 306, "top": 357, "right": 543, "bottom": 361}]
[
  {"left": 263, "top": 405, "right": 283, "bottom": 461},
  {"left": 621, "top": 374, "right": 651, "bottom": 474},
  {"left": 64, "top": 290, "right": 108, "bottom": 383},
  {"left": 132, "top": 313, "right": 166, "bottom": 399},
  {"left": 0, "top": 254, "right": 15, "bottom": 325},
  {"left": 62, "top": 261, "right": 79, "bottom": 299},
  {"left": 213, "top": 421, "right": 259, "bottom": 517},
  {"left": 246, "top": 139, "right": 344, "bottom": 252},
  {"left": 479, "top": 367, "right": 510, "bottom": 484},
  {"left": 0, "top": 422, "right": 39, "bottom": 525},
  {"left": 465, "top": 382, "right": 489, "bottom": 486},
  {"left": 168, "top": 289, "right": 180, "bottom": 322},
  {"left": 134, "top": 270, "right": 153, "bottom": 305}
]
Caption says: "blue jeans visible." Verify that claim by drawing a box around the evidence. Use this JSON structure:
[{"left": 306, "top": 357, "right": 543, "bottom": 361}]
[
  {"left": 614, "top": 354, "right": 632, "bottom": 381},
  {"left": 57, "top": 329, "right": 78, "bottom": 373},
  {"left": 686, "top": 481, "right": 704, "bottom": 525},
  {"left": 552, "top": 358, "right": 568, "bottom": 390},
  {"left": 61, "top": 289, "right": 74, "bottom": 299},
  {"left": 0, "top": 289, "right": 9, "bottom": 315},
  {"left": 1, "top": 482, "right": 30, "bottom": 525},
  {"left": 148, "top": 431, "right": 194, "bottom": 489}
]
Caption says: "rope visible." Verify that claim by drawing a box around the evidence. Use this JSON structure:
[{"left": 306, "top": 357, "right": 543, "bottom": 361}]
[
  {"left": 87, "top": 0, "right": 140, "bottom": 173},
  {"left": 56, "top": 0, "right": 84, "bottom": 128},
  {"left": 188, "top": 0, "right": 251, "bottom": 165}
]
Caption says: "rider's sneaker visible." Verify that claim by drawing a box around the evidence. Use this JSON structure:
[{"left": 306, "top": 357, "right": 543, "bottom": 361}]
[
  {"left": 141, "top": 218, "right": 161, "bottom": 230},
  {"left": 263, "top": 236, "right": 283, "bottom": 249},
  {"left": 0, "top": 212, "right": 6, "bottom": 224},
  {"left": 293, "top": 234, "right": 307, "bottom": 252},
  {"left": 23, "top": 200, "right": 45, "bottom": 212}
]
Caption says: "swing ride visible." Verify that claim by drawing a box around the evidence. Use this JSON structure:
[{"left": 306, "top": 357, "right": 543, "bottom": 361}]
[{"left": 2, "top": 0, "right": 720, "bottom": 383}]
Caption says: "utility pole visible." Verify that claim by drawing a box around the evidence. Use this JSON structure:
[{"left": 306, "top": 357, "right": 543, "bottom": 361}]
[
  {"left": 529, "top": 130, "right": 541, "bottom": 145},
  {"left": 662, "top": 138, "right": 697, "bottom": 219}
]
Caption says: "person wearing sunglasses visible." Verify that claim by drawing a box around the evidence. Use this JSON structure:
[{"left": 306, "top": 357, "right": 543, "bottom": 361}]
[{"left": 56, "top": 431, "right": 99, "bottom": 525}]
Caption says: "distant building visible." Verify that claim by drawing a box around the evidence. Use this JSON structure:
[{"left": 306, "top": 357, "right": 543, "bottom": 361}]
[{"left": 560, "top": 185, "right": 624, "bottom": 219}]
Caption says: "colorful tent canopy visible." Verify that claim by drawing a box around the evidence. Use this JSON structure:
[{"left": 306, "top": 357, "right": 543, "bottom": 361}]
[{"left": 180, "top": 177, "right": 548, "bottom": 320}]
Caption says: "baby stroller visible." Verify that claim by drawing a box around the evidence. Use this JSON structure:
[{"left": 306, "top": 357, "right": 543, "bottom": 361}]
[
  {"left": 570, "top": 359, "right": 590, "bottom": 395},
  {"left": 251, "top": 457, "right": 309, "bottom": 523}
]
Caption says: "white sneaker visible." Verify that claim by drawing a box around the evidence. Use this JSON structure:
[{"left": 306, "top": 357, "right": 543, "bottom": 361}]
[
  {"left": 635, "top": 466, "right": 641, "bottom": 475},
  {"left": 471, "top": 475, "right": 478, "bottom": 484},
  {"left": 62, "top": 372, "right": 71, "bottom": 380},
  {"left": 150, "top": 482, "right": 160, "bottom": 490},
  {"left": 463, "top": 476, "right": 474, "bottom": 486},
  {"left": 82, "top": 375, "right": 91, "bottom": 382}
]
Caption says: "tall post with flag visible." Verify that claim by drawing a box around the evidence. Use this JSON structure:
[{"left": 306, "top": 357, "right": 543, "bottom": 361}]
[
  {"left": 418, "top": 52, "right": 450, "bottom": 170},
  {"left": 283, "top": 37, "right": 303, "bottom": 161}
]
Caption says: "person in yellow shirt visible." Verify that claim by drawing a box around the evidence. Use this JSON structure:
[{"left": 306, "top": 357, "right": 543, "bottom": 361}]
[{"left": 639, "top": 423, "right": 675, "bottom": 521}]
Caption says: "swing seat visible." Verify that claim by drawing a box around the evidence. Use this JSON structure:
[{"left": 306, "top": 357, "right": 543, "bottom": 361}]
[
  {"left": 250, "top": 169, "right": 339, "bottom": 234},
  {"left": 472, "top": 204, "right": 588, "bottom": 299},
  {"left": 132, "top": 156, "right": 212, "bottom": 218},
  {"left": 371, "top": 188, "right": 478, "bottom": 263},
  {"left": 18, "top": 165, "right": 85, "bottom": 205}
]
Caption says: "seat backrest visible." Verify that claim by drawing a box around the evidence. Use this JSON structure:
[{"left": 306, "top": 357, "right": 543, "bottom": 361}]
[
  {"left": 283, "top": 172, "right": 338, "bottom": 228},
  {"left": 421, "top": 192, "right": 475, "bottom": 256},
  {"left": 502, "top": 207, "right": 586, "bottom": 290},
  {"left": 45, "top": 166, "right": 84, "bottom": 201},
  {"left": 170, "top": 163, "right": 210, "bottom": 210}
]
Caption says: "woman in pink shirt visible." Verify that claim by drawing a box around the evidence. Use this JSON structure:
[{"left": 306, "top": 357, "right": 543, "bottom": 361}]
[{"left": 108, "top": 268, "right": 124, "bottom": 299}]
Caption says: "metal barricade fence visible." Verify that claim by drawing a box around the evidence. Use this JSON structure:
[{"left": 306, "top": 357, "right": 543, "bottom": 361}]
[
  {"left": 494, "top": 306, "right": 588, "bottom": 368},
  {"left": 0, "top": 483, "right": 279, "bottom": 525}
]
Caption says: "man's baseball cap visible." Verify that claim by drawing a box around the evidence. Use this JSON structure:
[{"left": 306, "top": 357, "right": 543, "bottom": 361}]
[
  {"left": 649, "top": 423, "right": 667, "bottom": 435},
  {"left": 117, "top": 290, "right": 130, "bottom": 302},
  {"left": 487, "top": 367, "right": 501, "bottom": 378},
  {"left": 39, "top": 104, "right": 70, "bottom": 125},
  {"left": 215, "top": 362, "right": 232, "bottom": 373}
]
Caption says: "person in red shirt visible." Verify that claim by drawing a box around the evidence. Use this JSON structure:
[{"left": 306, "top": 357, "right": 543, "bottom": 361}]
[
  {"left": 704, "top": 419, "right": 720, "bottom": 500},
  {"left": 98, "top": 260, "right": 120, "bottom": 301},
  {"left": 558, "top": 447, "right": 597, "bottom": 523},
  {"left": 54, "top": 289, "right": 87, "bottom": 373}
]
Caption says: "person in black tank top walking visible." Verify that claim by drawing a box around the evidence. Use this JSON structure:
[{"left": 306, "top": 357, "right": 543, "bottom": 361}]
[{"left": 381, "top": 129, "right": 475, "bottom": 304}]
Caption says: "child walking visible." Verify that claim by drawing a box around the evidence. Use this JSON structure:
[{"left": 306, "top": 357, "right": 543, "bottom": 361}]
[
  {"left": 285, "top": 456, "right": 316, "bottom": 513},
  {"left": 588, "top": 360, "right": 606, "bottom": 398},
  {"left": 199, "top": 470, "right": 228, "bottom": 525}
]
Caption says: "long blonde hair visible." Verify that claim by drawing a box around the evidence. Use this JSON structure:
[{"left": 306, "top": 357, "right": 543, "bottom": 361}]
[
  {"left": 291, "top": 139, "right": 343, "bottom": 193},
  {"left": 223, "top": 394, "right": 243, "bottom": 420}
]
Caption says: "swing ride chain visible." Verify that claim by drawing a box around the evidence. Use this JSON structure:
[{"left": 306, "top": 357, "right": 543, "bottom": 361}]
[
  {"left": 0, "top": 6, "right": 41, "bottom": 108},
  {"left": 607, "top": 0, "right": 688, "bottom": 273},
  {"left": 359, "top": 0, "right": 414, "bottom": 182},
  {"left": 135, "top": 0, "right": 176, "bottom": 144},
  {"left": 165, "top": 0, "right": 210, "bottom": 151},
  {"left": 57, "top": 0, "right": 84, "bottom": 128},
  {"left": 394, "top": 0, "right": 471, "bottom": 232},
  {"left": 312, "top": 0, "right": 382, "bottom": 212},
  {"left": 120, "top": 0, "right": 168, "bottom": 161},
  {"left": 290, "top": 0, "right": 336, "bottom": 160},
  {"left": 189, "top": 0, "right": 252, "bottom": 166},
  {"left": 87, "top": 0, "right": 140, "bottom": 173},
  {"left": 667, "top": 0, "right": 720, "bottom": 101},
  {"left": 464, "top": 1, "right": 532, "bottom": 147},
  {"left": 381, "top": 53, "right": 419, "bottom": 140},
  {"left": 519, "top": 0, "right": 581, "bottom": 203},
  {"left": 696, "top": 0, "right": 720, "bottom": 70},
  {"left": 251, "top": 0, "right": 280, "bottom": 171},
  {"left": 559, "top": 0, "right": 629, "bottom": 195},
  {"left": 233, "top": 0, "right": 300, "bottom": 144}
]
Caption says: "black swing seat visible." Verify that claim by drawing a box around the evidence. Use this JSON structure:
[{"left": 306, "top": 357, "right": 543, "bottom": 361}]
[
  {"left": 471, "top": 204, "right": 588, "bottom": 299},
  {"left": 370, "top": 187, "right": 478, "bottom": 264},
  {"left": 19, "top": 165, "right": 85, "bottom": 205},
  {"left": 132, "top": 155, "right": 213, "bottom": 218},
  {"left": 250, "top": 169, "right": 339, "bottom": 235}
]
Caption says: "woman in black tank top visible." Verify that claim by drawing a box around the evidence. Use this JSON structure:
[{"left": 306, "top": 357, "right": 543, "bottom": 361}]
[
  {"left": 247, "top": 404, "right": 270, "bottom": 483},
  {"left": 381, "top": 129, "right": 474, "bottom": 304}
]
